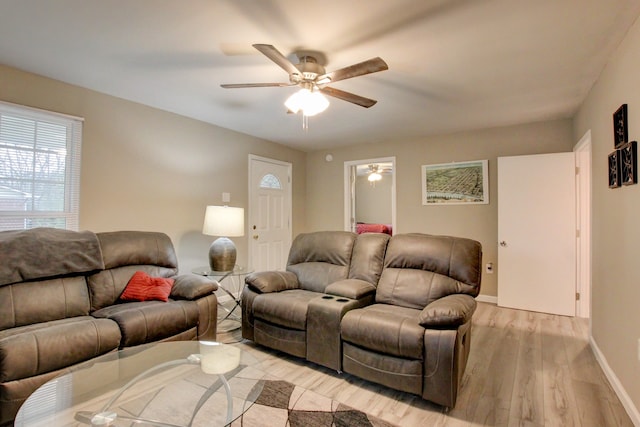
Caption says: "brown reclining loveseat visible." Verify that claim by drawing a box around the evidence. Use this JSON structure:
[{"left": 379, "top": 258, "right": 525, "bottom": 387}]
[
  {"left": 242, "top": 230, "right": 482, "bottom": 408},
  {"left": 0, "top": 228, "right": 218, "bottom": 425}
]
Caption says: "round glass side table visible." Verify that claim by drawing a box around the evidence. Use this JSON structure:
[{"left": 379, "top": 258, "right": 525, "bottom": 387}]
[{"left": 192, "top": 266, "right": 253, "bottom": 334}]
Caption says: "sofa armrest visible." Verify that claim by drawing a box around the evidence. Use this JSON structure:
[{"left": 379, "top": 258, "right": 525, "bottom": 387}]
[
  {"left": 245, "top": 271, "right": 299, "bottom": 293},
  {"left": 170, "top": 274, "right": 218, "bottom": 300},
  {"left": 419, "top": 294, "right": 477, "bottom": 328},
  {"left": 325, "top": 279, "right": 376, "bottom": 300}
]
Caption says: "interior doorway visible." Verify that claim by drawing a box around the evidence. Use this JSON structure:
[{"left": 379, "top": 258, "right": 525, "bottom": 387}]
[{"left": 343, "top": 157, "right": 396, "bottom": 234}]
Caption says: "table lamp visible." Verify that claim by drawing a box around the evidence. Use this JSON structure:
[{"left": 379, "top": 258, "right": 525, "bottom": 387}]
[{"left": 202, "top": 205, "right": 244, "bottom": 272}]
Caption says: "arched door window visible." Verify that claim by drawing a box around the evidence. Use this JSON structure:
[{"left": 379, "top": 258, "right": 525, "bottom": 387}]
[{"left": 259, "top": 173, "right": 282, "bottom": 189}]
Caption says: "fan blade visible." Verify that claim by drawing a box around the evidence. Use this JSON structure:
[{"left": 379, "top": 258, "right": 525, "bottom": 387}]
[
  {"left": 317, "top": 57, "right": 388, "bottom": 84},
  {"left": 320, "top": 87, "right": 377, "bottom": 108},
  {"left": 221, "top": 82, "right": 294, "bottom": 88},
  {"left": 253, "top": 44, "right": 300, "bottom": 77}
]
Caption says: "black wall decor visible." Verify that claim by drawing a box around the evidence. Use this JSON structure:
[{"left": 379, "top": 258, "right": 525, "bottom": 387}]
[
  {"left": 608, "top": 150, "right": 621, "bottom": 188},
  {"left": 620, "top": 140, "right": 637, "bottom": 185},
  {"left": 609, "top": 104, "right": 637, "bottom": 189},
  {"left": 613, "top": 104, "right": 628, "bottom": 148}
]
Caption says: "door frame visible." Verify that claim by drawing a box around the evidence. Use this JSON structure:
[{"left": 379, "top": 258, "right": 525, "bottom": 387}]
[
  {"left": 248, "top": 154, "right": 293, "bottom": 270},
  {"left": 574, "top": 130, "right": 592, "bottom": 319},
  {"left": 343, "top": 156, "right": 396, "bottom": 233}
]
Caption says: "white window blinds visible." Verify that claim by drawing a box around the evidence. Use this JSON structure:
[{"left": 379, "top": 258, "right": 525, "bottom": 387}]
[{"left": 0, "top": 101, "right": 83, "bottom": 231}]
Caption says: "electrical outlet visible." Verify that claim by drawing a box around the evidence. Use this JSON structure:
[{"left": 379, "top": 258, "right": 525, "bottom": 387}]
[
  {"left": 485, "top": 263, "right": 493, "bottom": 274},
  {"left": 222, "top": 192, "right": 231, "bottom": 203},
  {"left": 638, "top": 338, "right": 640, "bottom": 362}
]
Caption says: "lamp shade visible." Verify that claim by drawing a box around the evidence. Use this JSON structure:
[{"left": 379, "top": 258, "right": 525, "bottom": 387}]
[
  {"left": 202, "top": 206, "right": 244, "bottom": 271},
  {"left": 202, "top": 206, "right": 244, "bottom": 237}
]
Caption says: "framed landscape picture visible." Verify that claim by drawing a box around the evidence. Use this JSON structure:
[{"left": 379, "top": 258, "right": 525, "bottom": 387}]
[{"left": 422, "top": 160, "right": 489, "bottom": 205}]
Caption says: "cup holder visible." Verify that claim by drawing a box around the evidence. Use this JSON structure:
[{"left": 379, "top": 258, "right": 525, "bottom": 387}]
[
  {"left": 336, "top": 298, "right": 349, "bottom": 303},
  {"left": 321, "top": 295, "right": 334, "bottom": 300}
]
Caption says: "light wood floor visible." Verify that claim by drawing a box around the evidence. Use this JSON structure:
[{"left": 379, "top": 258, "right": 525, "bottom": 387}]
[{"left": 228, "top": 302, "right": 634, "bottom": 427}]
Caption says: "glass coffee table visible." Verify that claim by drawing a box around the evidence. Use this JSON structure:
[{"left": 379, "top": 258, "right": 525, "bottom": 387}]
[{"left": 15, "top": 341, "right": 265, "bottom": 427}]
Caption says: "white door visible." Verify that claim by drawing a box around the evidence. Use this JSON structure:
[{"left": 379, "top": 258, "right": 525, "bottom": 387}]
[
  {"left": 497, "top": 153, "right": 576, "bottom": 316},
  {"left": 249, "top": 155, "right": 292, "bottom": 272},
  {"left": 575, "top": 133, "right": 592, "bottom": 318}
]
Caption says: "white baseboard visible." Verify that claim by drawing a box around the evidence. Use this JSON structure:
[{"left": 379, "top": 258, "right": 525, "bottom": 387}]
[
  {"left": 475, "top": 294, "right": 498, "bottom": 304},
  {"left": 590, "top": 336, "right": 640, "bottom": 426}
]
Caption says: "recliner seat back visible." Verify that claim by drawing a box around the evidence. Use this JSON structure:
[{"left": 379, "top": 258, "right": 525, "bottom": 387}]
[
  {"left": 376, "top": 233, "right": 482, "bottom": 310},
  {"left": 87, "top": 231, "right": 179, "bottom": 311},
  {"left": 347, "top": 232, "right": 390, "bottom": 285},
  {"left": 286, "top": 231, "right": 356, "bottom": 293},
  {"left": 0, "top": 228, "right": 102, "bottom": 330}
]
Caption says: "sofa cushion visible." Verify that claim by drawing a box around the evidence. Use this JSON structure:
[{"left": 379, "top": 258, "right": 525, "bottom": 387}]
[
  {"left": 0, "top": 317, "right": 120, "bottom": 382},
  {"left": 341, "top": 304, "right": 424, "bottom": 360},
  {"left": 91, "top": 300, "right": 199, "bottom": 347},
  {"left": 0, "top": 276, "right": 91, "bottom": 331},
  {"left": 120, "top": 271, "right": 174, "bottom": 302},
  {"left": 252, "top": 289, "right": 319, "bottom": 330}
]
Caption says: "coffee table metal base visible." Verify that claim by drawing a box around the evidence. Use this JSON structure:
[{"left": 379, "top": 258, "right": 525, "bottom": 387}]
[{"left": 74, "top": 354, "right": 234, "bottom": 427}]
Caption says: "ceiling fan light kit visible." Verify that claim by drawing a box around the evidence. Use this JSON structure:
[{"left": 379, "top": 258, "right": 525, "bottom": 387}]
[
  {"left": 284, "top": 84, "right": 329, "bottom": 117},
  {"left": 221, "top": 44, "right": 388, "bottom": 127},
  {"left": 368, "top": 164, "right": 383, "bottom": 183}
]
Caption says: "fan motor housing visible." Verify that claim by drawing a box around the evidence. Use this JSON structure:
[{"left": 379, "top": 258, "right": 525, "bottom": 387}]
[{"left": 293, "top": 56, "right": 325, "bottom": 82}]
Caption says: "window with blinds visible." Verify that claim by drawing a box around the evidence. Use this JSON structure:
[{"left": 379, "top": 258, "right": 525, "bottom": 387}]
[{"left": 0, "top": 101, "right": 83, "bottom": 231}]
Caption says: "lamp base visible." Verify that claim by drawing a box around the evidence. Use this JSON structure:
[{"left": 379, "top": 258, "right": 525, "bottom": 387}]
[{"left": 209, "top": 237, "right": 236, "bottom": 272}]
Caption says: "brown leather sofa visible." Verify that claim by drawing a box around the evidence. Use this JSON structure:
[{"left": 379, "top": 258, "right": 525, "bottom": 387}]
[
  {"left": 0, "top": 228, "right": 218, "bottom": 425},
  {"left": 242, "top": 231, "right": 390, "bottom": 371},
  {"left": 242, "top": 231, "right": 482, "bottom": 408}
]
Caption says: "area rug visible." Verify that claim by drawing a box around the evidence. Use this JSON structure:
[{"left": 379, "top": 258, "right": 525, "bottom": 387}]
[{"left": 232, "top": 379, "right": 399, "bottom": 427}]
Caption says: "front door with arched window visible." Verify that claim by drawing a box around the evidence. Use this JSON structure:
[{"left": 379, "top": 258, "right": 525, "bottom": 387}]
[{"left": 248, "top": 155, "right": 292, "bottom": 272}]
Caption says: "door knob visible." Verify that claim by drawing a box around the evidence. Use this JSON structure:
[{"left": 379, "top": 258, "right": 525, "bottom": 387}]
[
  {"left": 253, "top": 235, "right": 259, "bottom": 240},
  {"left": 499, "top": 241, "right": 507, "bottom": 247}
]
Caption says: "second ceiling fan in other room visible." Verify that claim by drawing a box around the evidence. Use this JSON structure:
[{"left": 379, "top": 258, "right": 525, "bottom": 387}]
[{"left": 221, "top": 44, "right": 388, "bottom": 120}]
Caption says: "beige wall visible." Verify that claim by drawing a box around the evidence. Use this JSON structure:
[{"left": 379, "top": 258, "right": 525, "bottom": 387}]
[
  {"left": 574, "top": 16, "right": 640, "bottom": 413},
  {"left": 306, "top": 119, "right": 574, "bottom": 297},
  {"left": 0, "top": 64, "right": 306, "bottom": 272}
]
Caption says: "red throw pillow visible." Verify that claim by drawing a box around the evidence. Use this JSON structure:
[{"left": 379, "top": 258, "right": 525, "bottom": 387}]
[{"left": 120, "top": 271, "right": 175, "bottom": 302}]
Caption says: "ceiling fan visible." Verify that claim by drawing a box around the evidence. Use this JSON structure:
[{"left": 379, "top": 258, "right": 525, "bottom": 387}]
[
  {"left": 221, "top": 44, "right": 389, "bottom": 113},
  {"left": 366, "top": 164, "right": 392, "bottom": 182}
]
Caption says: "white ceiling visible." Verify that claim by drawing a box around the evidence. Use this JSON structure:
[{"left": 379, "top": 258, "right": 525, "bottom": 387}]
[{"left": 1, "top": 1, "right": 639, "bottom": 152}]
